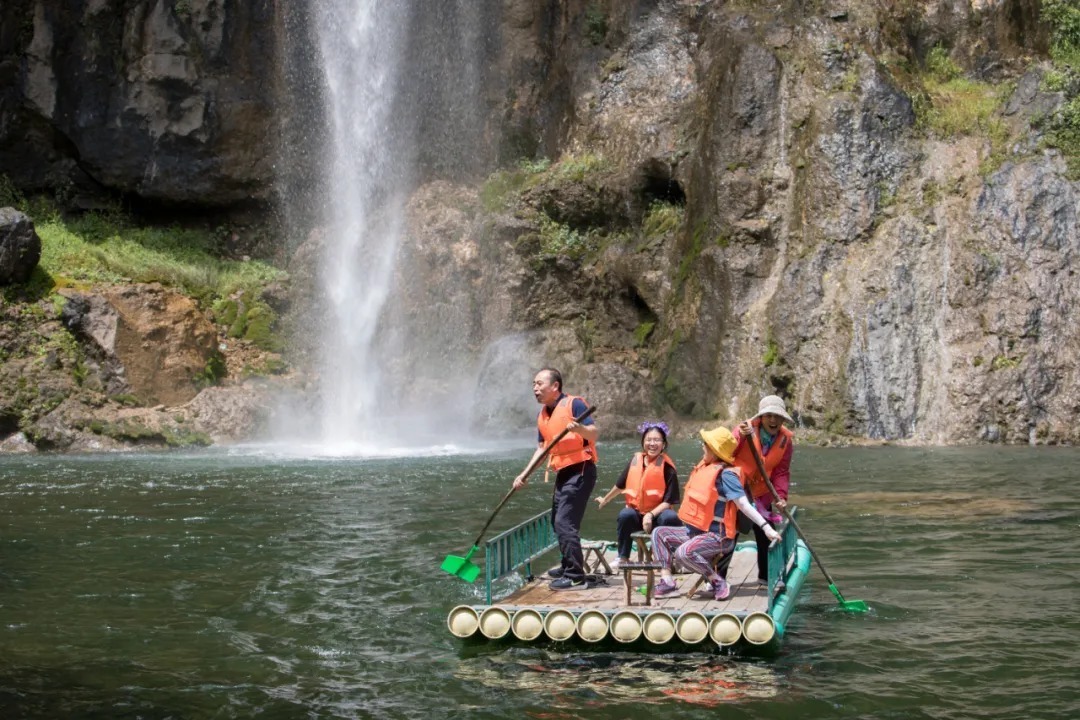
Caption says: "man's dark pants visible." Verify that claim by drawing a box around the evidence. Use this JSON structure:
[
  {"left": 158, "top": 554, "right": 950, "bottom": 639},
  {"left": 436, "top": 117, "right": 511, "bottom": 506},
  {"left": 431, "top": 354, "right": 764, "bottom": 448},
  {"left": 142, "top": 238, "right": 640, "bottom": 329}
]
[{"left": 550, "top": 461, "right": 597, "bottom": 582}]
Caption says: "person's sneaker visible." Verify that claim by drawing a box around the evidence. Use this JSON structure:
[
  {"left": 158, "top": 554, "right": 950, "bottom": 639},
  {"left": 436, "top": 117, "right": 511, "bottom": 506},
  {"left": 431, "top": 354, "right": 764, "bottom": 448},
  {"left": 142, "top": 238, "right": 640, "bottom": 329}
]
[
  {"left": 612, "top": 558, "right": 627, "bottom": 572},
  {"left": 547, "top": 567, "right": 565, "bottom": 579},
  {"left": 654, "top": 578, "right": 680, "bottom": 597},
  {"left": 549, "top": 576, "right": 587, "bottom": 590},
  {"left": 713, "top": 578, "right": 731, "bottom": 601}
]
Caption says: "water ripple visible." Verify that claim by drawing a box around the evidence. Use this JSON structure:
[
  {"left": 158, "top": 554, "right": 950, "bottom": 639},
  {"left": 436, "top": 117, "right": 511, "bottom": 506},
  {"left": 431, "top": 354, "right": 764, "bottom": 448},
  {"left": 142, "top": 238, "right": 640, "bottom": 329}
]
[{"left": 1, "top": 446, "right": 1078, "bottom": 718}]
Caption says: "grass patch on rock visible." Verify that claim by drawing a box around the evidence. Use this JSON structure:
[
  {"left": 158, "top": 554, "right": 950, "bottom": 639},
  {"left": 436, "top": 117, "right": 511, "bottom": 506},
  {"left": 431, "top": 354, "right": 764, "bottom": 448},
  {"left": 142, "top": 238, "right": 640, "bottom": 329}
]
[
  {"left": 4, "top": 201, "right": 291, "bottom": 357},
  {"left": 479, "top": 158, "right": 551, "bottom": 212},
  {"left": 534, "top": 215, "right": 599, "bottom": 260},
  {"left": 916, "top": 48, "right": 1010, "bottom": 139},
  {"left": 642, "top": 201, "right": 684, "bottom": 238},
  {"left": 909, "top": 47, "right": 1012, "bottom": 174},
  {"left": 33, "top": 210, "right": 285, "bottom": 306},
  {"left": 80, "top": 417, "right": 212, "bottom": 447}
]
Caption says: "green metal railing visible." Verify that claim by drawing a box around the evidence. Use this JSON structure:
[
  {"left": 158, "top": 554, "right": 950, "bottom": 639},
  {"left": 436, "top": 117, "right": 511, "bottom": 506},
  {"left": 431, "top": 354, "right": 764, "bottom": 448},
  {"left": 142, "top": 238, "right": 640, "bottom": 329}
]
[
  {"left": 480, "top": 506, "right": 800, "bottom": 607},
  {"left": 767, "top": 506, "right": 799, "bottom": 614},
  {"left": 483, "top": 510, "right": 558, "bottom": 604}
]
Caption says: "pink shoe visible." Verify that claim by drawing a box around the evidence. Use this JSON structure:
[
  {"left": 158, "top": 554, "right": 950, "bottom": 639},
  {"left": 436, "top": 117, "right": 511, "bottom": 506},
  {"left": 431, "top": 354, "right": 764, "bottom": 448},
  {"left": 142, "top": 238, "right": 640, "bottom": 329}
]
[
  {"left": 713, "top": 578, "right": 730, "bottom": 601},
  {"left": 654, "top": 578, "right": 680, "bottom": 597}
]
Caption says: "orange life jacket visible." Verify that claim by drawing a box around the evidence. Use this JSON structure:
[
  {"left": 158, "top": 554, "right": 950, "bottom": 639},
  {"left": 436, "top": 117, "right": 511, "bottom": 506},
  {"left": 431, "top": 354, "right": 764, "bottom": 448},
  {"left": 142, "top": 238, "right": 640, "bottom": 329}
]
[
  {"left": 722, "top": 465, "right": 751, "bottom": 540},
  {"left": 732, "top": 420, "right": 793, "bottom": 500},
  {"left": 679, "top": 461, "right": 747, "bottom": 537},
  {"left": 623, "top": 452, "right": 673, "bottom": 513},
  {"left": 538, "top": 395, "right": 597, "bottom": 471},
  {"left": 678, "top": 460, "right": 722, "bottom": 532}
]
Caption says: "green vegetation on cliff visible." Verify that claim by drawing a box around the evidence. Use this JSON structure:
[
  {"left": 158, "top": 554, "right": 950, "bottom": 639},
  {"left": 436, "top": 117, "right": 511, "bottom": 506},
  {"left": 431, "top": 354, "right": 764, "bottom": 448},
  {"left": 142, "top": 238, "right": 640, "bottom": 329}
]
[
  {"left": 1043, "top": 0, "right": 1080, "bottom": 176},
  {"left": 1, "top": 183, "right": 284, "bottom": 304},
  {"left": 38, "top": 211, "right": 283, "bottom": 306},
  {"left": 0, "top": 187, "right": 288, "bottom": 353}
]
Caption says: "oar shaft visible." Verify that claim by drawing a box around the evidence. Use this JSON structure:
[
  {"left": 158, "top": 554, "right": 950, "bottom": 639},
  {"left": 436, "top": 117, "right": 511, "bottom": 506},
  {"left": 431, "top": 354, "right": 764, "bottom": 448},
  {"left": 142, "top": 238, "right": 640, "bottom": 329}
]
[
  {"left": 745, "top": 436, "right": 840, "bottom": 589},
  {"left": 469, "top": 405, "right": 597, "bottom": 548},
  {"left": 470, "top": 488, "right": 515, "bottom": 547}
]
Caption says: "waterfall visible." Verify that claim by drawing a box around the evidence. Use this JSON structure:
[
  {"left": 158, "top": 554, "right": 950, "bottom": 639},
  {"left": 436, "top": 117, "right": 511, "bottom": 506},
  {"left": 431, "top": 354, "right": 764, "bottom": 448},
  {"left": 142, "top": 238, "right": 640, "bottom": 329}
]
[
  {"left": 309, "top": 2, "right": 410, "bottom": 453},
  {"left": 276, "top": 2, "right": 502, "bottom": 456}
]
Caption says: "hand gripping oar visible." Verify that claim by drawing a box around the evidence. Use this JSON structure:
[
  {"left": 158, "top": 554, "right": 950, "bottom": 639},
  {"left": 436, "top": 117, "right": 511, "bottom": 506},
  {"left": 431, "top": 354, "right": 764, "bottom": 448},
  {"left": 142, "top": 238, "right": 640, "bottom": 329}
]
[
  {"left": 441, "top": 405, "right": 597, "bottom": 583},
  {"left": 746, "top": 435, "right": 868, "bottom": 612}
]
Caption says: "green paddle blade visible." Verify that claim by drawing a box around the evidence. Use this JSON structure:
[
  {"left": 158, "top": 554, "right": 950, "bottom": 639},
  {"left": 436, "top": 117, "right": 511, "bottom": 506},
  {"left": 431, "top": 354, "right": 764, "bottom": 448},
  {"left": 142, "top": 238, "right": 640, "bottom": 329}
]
[
  {"left": 441, "top": 546, "right": 481, "bottom": 583},
  {"left": 829, "top": 583, "right": 869, "bottom": 613}
]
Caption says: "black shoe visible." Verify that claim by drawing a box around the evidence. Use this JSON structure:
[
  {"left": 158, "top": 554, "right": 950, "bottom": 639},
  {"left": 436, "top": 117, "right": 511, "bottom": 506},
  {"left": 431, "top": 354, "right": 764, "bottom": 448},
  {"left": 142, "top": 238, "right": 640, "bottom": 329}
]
[
  {"left": 549, "top": 577, "right": 587, "bottom": 590},
  {"left": 547, "top": 567, "right": 565, "bottom": 579}
]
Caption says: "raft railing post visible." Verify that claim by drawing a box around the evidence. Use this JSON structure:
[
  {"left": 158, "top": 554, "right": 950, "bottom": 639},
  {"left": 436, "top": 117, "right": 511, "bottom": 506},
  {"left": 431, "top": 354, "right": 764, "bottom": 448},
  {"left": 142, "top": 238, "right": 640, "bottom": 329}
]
[{"left": 483, "top": 510, "right": 559, "bottom": 605}]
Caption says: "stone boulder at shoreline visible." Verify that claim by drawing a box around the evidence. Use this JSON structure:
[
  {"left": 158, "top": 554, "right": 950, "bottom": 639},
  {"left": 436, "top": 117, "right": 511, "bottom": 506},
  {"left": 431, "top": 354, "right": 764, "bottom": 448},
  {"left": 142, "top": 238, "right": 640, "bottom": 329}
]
[{"left": 0, "top": 208, "right": 42, "bottom": 285}]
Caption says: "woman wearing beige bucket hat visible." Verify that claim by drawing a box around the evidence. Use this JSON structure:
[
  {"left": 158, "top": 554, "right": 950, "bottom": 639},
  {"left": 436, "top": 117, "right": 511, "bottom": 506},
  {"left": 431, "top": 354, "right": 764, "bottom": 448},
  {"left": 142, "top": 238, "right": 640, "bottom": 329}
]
[
  {"left": 731, "top": 395, "right": 795, "bottom": 585},
  {"left": 650, "top": 426, "right": 781, "bottom": 601}
]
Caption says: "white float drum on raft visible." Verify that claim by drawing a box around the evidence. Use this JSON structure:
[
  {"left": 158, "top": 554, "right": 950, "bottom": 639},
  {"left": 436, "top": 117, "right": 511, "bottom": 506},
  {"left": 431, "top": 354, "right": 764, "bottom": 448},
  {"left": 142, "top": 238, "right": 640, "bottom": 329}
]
[
  {"left": 575, "top": 610, "right": 609, "bottom": 643},
  {"left": 674, "top": 611, "right": 709, "bottom": 644},
  {"left": 609, "top": 611, "right": 643, "bottom": 643},
  {"left": 708, "top": 612, "right": 742, "bottom": 646},
  {"left": 642, "top": 611, "right": 676, "bottom": 644},
  {"left": 543, "top": 609, "right": 577, "bottom": 641},
  {"left": 478, "top": 607, "right": 512, "bottom": 639},
  {"left": 447, "top": 605, "right": 480, "bottom": 639},
  {"left": 741, "top": 612, "right": 776, "bottom": 645},
  {"left": 510, "top": 609, "right": 544, "bottom": 641}
]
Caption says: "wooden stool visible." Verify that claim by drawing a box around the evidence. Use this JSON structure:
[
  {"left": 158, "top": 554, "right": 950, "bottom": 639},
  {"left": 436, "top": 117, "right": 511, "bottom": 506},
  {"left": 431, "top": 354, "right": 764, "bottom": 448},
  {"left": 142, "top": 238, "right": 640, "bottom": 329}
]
[
  {"left": 620, "top": 561, "right": 664, "bottom": 606},
  {"left": 582, "top": 540, "right": 613, "bottom": 575},
  {"left": 686, "top": 571, "right": 713, "bottom": 599},
  {"left": 686, "top": 550, "right": 728, "bottom": 598},
  {"left": 630, "top": 531, "right": 653, "bottom": 562}
]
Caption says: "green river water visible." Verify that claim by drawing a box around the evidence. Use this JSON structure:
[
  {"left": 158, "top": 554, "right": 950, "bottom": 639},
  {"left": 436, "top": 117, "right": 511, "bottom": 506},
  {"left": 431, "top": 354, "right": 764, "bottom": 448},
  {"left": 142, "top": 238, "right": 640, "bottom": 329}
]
[{"left": 1, "top": 443, "right": 1077, "bottom": 719}]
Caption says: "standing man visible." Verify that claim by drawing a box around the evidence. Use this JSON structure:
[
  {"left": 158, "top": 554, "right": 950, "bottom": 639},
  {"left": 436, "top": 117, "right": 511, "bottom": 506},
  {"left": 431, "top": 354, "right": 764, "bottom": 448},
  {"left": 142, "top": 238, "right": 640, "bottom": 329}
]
[
  {"left": 732, "top": 394, "right": 795, "bottom": 585},
  {"left": 512, "top": 368, "right": 598, "bottom": 590}
]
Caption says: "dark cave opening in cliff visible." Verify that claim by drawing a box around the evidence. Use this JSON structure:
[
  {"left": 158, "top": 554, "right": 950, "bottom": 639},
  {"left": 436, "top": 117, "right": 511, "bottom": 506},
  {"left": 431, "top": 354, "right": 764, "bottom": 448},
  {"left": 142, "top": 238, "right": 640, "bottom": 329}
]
[
  {"left": 625, "top": 284, "right": 658, "bottom": 333},
  {"left": 638, "top": 160, "right": 685, "bottom": 208}
]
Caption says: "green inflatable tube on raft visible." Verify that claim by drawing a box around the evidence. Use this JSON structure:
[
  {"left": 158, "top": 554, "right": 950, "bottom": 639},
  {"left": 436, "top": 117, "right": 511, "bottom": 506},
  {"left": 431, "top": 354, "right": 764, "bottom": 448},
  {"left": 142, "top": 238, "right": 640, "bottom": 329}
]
[{"left": 769, "top": 540, "right": 812, "bottom": 640}]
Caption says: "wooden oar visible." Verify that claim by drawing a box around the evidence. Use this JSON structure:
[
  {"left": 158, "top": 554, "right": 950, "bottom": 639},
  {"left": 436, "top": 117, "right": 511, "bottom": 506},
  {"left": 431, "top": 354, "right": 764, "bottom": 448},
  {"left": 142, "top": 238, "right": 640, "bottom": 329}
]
[
  {"left": 440, "top": 405, "right": 597, "bottom": 583},
  {"left": 746, "top": 434, "right": 869, "bottom": 612}
]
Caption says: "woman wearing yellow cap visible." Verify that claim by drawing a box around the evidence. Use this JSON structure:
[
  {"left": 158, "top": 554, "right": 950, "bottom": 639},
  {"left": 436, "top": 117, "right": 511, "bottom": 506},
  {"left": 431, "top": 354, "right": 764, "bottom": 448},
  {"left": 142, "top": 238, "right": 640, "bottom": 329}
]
[{"left": 651, "top": 425, "right": 781, "bottom": 600}]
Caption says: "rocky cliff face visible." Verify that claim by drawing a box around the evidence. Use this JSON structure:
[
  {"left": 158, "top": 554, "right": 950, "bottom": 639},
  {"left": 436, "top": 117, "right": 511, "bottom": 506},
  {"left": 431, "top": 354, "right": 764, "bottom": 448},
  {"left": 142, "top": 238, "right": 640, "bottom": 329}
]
[
  {"left": 0, "top": 0, "right": 279, "bottom": 208},
  {"left": 378, "top": 0, "right": 1077, "bottom": 444},
  {"left": 2, "top": 0, "right": 1076, "bottom": 447}
]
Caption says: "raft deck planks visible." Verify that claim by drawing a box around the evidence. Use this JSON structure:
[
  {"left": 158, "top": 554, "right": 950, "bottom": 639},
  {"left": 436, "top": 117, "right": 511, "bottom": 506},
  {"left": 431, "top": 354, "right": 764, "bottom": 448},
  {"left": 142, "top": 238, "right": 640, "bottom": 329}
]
[{"left": 498, "top": 546, "right": 768, "bottom": 615}]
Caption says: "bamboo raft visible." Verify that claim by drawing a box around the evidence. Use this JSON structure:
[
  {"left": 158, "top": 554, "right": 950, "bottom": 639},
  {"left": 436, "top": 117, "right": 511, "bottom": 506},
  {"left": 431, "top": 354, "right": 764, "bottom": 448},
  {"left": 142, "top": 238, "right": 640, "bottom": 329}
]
[{"left": 447, "top": 508, "right": 811, "bottom": 651}]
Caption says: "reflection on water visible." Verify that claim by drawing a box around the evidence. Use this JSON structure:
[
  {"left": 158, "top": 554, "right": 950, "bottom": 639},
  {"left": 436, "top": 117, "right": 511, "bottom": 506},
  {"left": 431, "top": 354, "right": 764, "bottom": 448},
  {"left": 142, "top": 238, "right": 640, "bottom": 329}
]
[
  {"left": 1, "top": 445, "right": 1078, "bottom": 719},
  {"left": 455, "top": 651, "right": 780, "bottom": 710}
]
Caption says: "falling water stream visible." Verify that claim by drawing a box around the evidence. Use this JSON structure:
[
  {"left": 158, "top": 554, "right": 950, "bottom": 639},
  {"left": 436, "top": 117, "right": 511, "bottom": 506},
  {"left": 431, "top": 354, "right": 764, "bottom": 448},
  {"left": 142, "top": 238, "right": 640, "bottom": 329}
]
[
  {"left": 278, "top": 1, "right": 499, "bottom": 456},
  {"left": 306, "top": 1, "right": 411, "bottom": 453}
]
